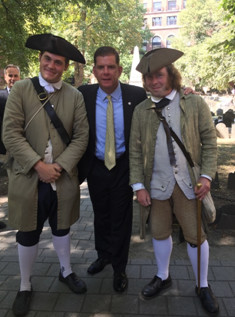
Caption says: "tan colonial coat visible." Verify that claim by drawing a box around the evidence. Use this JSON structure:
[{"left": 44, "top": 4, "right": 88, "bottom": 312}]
[{"left": 2, "top": 78, "right": 88, "bottom": 231}]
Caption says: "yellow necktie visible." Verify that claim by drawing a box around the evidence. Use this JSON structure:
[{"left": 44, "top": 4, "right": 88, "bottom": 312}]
[{"left": 105, "top": 95, "right": 116, "bottom": 170}]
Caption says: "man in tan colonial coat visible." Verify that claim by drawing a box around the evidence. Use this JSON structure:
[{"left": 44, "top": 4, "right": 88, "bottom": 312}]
[
  {"left": 129, "top": 48, "right": 219, "bottom": 314},
  {"left": 3, "top": 34, "right": 88, "bottom": 316}
]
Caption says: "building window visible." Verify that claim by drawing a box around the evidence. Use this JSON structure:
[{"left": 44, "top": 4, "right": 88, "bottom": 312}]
[
  {"left": 152, "top": 36, "right": 161, "bottom": 49},
  {"left": 168, "top": 0, "right": 176, "bottom": 10},
  {"left": 143, "top": 18, "right": 147, "bottom": 28},
  {"left": 142, "top": 40, "right": 148, "bottom": 52},
  {"left": 143, "top": 2, "right": 147, "bottom": 10},
  {"left": 183, "top": 0, "right": 186, "bottom": 8},
  {"left": 153, "top": 1, "right": 162, "bottom": 11},
  {"left": 167, "top": 16, "right": 177, "bottom": 25},
  {"left": 166, "top": 35, "right": 175, "bottom": 47},
  {"left": 152, "top": 17, "right": 162, "bottom": 26}
]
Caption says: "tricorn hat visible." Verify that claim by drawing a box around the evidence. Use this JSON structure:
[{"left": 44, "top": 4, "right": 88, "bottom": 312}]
[
  {"left": 136, "top": 48, "right": 183, "bottom": 75},
  {"left": 25, "top": 33, "right": 85, "bottom": 64}
]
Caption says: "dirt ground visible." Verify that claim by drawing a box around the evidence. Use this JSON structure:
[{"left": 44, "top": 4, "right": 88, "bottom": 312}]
[
  {"left": 209, "top": 138, "right": 235, "bottom": 232},
  {"left": 211, "top": 139, "right": 235, "bottom": 206}
]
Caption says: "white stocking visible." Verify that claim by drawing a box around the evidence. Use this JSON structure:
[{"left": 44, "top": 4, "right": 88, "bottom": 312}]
[
  {"left": 18, "top": 243, "right": 39, "bottom": 291},
  {"left": 52, "top": 233, "right": 72, "bottom": 278},
  {"left": 152, "top": 236, "right": 173, "bottom": 280},
  {"left": 187, "top": 240, "right": 209, "bottom": 288}
]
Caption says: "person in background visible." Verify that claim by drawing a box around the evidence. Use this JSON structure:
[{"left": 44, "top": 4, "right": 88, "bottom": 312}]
[
  {"left": 3, "top": 33, "right": 89, "bottom": 316},
  {"left": 0, "top": 64, "right": 21, "bottom": 230},
  {"left": 0, "top": 64, "right": 20, "bottom": 153},
  {"left": 129, "top": 48, "right": 219, "bottom": 314}
]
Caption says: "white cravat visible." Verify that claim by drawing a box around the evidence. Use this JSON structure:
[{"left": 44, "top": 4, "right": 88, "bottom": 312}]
[
  {"left": 39, "top": 72, "right": 62, "bottom": 93},
  {"left": 38, "top": 73, "right": 62, "bottom": 191}
]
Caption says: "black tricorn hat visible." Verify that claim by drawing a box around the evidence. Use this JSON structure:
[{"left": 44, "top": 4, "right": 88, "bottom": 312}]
[
  {"left": 25, "top": 33, "right": 86, "bottom": 64},
  {"left": 136, "top": 48, "right": 183, "bottom": 75}
]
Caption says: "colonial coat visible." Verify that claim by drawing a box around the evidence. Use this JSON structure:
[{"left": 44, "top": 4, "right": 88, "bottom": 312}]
[
  {"left": 129, "top": 90, "right": 217, "bottom": 193},
  {"left": 2, "top": 79, "right": 89, "bottom": 231}
]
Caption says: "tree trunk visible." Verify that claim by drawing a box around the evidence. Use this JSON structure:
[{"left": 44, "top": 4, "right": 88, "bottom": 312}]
[{"left": 74, "top": 62, "right": 84, "bottom": 88}]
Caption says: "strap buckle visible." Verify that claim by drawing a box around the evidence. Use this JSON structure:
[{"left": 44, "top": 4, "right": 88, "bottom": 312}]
[
  {"left": 38, "top": 92, "right": 48, "bottom": 101},
  {"left": 155, "top": 109, "right": 164, "bottom": 121}
]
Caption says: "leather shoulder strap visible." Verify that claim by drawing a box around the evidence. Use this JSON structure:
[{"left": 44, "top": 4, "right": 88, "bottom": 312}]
[
  {"left": 154, "top": 108, "right": 194, "bottom": 167},
  {"left": 169, "top": 127, "right": 194, "bottom": 167},
  {"left": 30, "top": 77, "right": 70, "bottom": 146}
]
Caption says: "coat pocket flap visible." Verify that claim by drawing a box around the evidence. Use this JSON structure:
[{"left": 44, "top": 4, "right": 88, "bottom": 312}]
[{"left": 152, "top": 178, "right": 170, "bottom": 192}]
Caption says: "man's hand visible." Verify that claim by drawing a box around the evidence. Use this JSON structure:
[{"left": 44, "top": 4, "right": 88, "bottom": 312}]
[
  {"left": 194, "top": 177, "right": 211, "bottom": 200},
  {"left": 183, "top": 87, "right": 196, "bottom": 95},
  {"left": 136, "top": 189, "right": 151, "bottom": 207},
  {"left": 34, "top": 161, "right": 62, "bottom": 183}
]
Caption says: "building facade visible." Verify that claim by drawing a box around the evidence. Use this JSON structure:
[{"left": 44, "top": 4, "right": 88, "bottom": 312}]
[{"left": 142, "top": 0, "right": 186, "bottom": 51}]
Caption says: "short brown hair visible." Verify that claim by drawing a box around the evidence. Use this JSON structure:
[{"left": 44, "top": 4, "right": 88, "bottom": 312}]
[
  {"left": 40, "top": 51, "right": 70, "bottom": 66},
  {"left": 94, "top": 46, "right": 120, "bottom": 65}
]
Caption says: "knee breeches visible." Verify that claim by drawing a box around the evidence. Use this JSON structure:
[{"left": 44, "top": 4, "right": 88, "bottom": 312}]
[{"left": 150, "top": 184, "right": 206, "bottom": 245}]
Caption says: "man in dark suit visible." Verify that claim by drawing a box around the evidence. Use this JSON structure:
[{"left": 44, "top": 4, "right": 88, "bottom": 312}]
[
  {"left": 0, "top": 64, "right": 20, "bottom": 230},
  {"left": 0, "top": 88, "right": 9, "bottom": 153},
  {"left": 0, "top": 64, "right": 21, "bottom": 154},
  {"left": 78, "top": 46, "right": 147, "bottom": 292}
]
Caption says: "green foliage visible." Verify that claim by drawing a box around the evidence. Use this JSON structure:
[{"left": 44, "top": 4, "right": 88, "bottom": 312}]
[
  {"left": 173, "top": 0, "right": 234, "bottom": 92},
  {"left": 0, "top": 0, "right": 57, "bottom": 74},
  {"left": 50, "top": 0, "right": 150, "bottom": 85},
  {"left": 221, "top": 0, "right": 235, "bottom": 20},
  {"left": 0, "top": 0, "right": 150, "bottom": 85},
  {"left": 178, "top": 0, "right": 223, "bottom": 44},
  {"left": 220, "top": 0, "right": 235, "bottom": 51}
]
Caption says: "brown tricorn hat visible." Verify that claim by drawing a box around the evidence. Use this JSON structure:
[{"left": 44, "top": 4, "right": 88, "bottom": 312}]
[
  {"left": 136, "top": 48, "right": 183, "bottom": 75},
  {"left": 25, "top": 33, "right": 86, "bottom": 64}
]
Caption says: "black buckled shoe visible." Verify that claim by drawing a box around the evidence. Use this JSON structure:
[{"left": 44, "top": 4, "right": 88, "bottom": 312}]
[
  {"left": 0, "top": 221, "right": 6, "bottom": 230},
  {"left": 12, "top": 289, "right": 33, "bottom": 316},
  {"left": 196, "top": 285, "right": 219, "bottom": 314},
  {"left": 113, "top": 272, "right": 128, "bottom": 292},
  {"left": 59, "top": 272, "right": 87, "bottom": 294},
  {"left": 87, "top": 257, "right": 111, "bottom": 275},
  {"left": 141, "top": 275, "right": 172, "bottom": 300}
]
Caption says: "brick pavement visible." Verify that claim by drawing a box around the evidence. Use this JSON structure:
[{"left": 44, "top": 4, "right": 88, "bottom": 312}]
[{"left": 0, "top": 181, "right": 235, "bottom": 317}]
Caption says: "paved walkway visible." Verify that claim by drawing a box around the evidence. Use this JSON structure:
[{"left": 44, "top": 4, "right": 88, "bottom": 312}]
[{"left": 0, "top": 181, "right": 235, "bottom": 317}]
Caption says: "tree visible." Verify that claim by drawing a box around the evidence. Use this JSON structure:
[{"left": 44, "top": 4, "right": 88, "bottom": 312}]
[
  {"left": 220, "top": 0, "right": 235, "bottom": 52},
  {"left": 172, "top": 0, "right": 235, "bottom": 92},
  {"left": 1, "top": 0, "right": 151, "bottom": 85},
  {"left": 221, "top": 0, "right": 235, "bottom": 21},
  {"left": 48, "top": 0, "right": 150, "bottom": 85},
  {"left": 0, "top": 0, "right": 58, "bottom": 73}
]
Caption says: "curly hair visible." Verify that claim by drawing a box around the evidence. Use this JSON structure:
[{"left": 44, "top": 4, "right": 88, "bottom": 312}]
[
  {"left": 143, "top": 64, "right": 182, "bottom": 92},
  {"left": 165, "top": 64, "right": 182, "bottom": 91}
]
